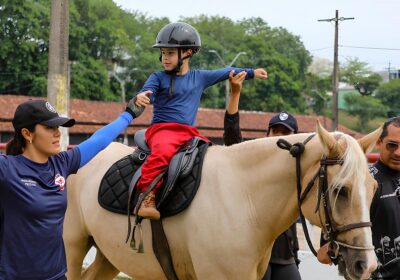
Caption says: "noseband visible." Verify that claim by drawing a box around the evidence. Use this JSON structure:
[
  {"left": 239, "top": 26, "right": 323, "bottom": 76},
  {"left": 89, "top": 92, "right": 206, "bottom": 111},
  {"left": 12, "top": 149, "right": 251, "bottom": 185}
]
[{"left": 277, "top": 135, "right": 374, "bottom": 261}]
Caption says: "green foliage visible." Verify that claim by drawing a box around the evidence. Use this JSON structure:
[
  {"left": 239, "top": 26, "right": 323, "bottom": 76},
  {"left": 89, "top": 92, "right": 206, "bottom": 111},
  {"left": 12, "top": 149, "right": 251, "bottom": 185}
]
[
  {"left": 340, "top": 57, "right": 382, "bottom": 95},
  {"left": 185, "top": 16, "right": 311, "bottom": 112},
  {"left": 30, "top": 76, "right": 47, "bottom": 96},
  {"left": 340, "top": 57, "right": 372, "bottom": 85},
  {"left": 344, "top": 93, "right": 388, "bottom": 132},
  {"left": 0, "top": 0, "right": 343, "bottom": 117},
  {"left": 0, "top": 0, "right": 49, "bottom": 94},
  {"left": 303, "top": 72, "right": 331, "bottom": 115},
  {"left": 354, "top": 73, "right": 382, "bottom": 96},
  {"left": 375, "top": 79, "right": 400, "bottom": 117},
  {"left": 70, "top": 57, "right": 116, "bottom": 101}
]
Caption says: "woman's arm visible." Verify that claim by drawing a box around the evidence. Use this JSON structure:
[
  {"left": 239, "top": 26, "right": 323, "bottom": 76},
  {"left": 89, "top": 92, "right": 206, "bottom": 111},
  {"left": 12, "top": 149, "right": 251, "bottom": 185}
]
[
  {"left": 77, "top": 112, "right": 133, "bottom": 168},
  {"left": 77, "top": 99, "right": 144, "bottom": 168},
  {"left": 223, "top": 70, "right": 246, "bottom": 146}
]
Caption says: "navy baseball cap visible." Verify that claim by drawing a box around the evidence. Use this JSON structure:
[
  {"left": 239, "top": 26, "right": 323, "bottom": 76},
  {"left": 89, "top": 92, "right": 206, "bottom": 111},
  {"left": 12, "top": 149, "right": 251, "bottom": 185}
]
[
  {"left": 12, "top": 100, "right": 75, "bottom": 130},
  {"left": 268, "top": 111, "right": 298, "bottom": 133}
]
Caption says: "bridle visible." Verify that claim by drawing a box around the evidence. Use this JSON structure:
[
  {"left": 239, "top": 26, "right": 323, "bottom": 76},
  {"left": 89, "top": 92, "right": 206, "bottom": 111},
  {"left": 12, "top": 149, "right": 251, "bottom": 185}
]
[{"left": 277, "top": 134, "right": 374, "bottom": 262}]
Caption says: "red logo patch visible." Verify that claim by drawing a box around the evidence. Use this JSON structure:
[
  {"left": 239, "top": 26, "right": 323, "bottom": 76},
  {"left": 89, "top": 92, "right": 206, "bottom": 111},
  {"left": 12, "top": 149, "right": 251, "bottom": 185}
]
[{"left": 54, "top": 174, "right": 66, "bottom": 191}]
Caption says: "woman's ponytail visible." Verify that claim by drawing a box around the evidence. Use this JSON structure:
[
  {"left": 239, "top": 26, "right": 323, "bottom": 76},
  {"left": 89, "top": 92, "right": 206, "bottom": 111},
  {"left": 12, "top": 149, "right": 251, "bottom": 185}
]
[
  {"left": 6, "top": 125, "right": 35, "bottom": 155},
  {"left": 6, "top": 134, "right": 25, "bottom": 155}
]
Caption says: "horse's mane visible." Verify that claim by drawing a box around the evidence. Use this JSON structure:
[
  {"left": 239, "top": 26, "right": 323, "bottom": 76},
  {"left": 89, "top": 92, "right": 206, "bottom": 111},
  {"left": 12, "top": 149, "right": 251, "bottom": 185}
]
[
  {"left": 330, "top": 132, "right": 368, "bottom": 204},
  {"left": 331, "top": 132, "right": 367, "bottom": 188}
]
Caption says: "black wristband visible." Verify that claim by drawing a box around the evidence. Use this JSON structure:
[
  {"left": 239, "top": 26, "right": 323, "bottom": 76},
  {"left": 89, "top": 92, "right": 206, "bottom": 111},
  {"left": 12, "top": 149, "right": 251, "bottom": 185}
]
[{"left": 125, "top": 106, "right": 136, "bottom": 118}]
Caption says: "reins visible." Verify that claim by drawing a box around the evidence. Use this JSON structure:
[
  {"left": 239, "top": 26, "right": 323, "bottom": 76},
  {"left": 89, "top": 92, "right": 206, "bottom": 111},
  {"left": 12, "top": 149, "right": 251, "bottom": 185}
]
[
  {"left": 277, "top": 134, "right": 374, "bottom": 261},
  {"left": 277, "top": 135, "right": 318, "bottom": 255}
]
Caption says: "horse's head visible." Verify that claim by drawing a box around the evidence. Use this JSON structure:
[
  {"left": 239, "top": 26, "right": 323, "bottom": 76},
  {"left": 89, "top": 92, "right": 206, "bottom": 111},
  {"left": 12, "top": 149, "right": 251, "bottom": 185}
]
[{"left": 301, "top": 122, "right": 381, "bottom": 280}]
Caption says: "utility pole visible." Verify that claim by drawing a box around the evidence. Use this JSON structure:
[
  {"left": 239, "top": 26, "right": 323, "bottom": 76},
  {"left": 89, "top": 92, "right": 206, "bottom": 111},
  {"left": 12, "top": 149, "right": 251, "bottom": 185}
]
[
  {"left": 319, "top": 10, "right": 354, "bottom": 131},
  {"left": 47, "top": 0, "right": 70, "bottom": 150},
  {"left": 208, "top": 50, "right": 247, "bottom": 107}
]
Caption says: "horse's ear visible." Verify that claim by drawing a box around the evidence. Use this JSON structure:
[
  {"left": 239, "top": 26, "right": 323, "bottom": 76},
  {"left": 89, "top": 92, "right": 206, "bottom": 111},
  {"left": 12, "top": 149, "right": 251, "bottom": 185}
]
[
  {"left": 316, "top": 120, "right": 340, "bottom": 157},
  {"left": 358, "top": 125, "right": 383, "bottom": 154}
]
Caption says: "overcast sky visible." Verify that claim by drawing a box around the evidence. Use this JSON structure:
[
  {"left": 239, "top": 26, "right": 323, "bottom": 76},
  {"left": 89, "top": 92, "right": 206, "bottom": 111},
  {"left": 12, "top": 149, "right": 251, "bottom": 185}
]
[{"left": 113, "top": 0, "right": 400, "bottom": 72}]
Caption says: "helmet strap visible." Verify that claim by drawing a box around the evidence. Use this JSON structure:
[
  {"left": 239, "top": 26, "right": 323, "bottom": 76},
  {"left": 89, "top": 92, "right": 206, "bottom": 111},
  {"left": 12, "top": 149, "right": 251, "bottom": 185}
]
[
  {"left": 168, "top": 73, "right": 176, "bottom": 98},
  {"left": 163, "top": 48, "right": 192, "bottom": 97}
]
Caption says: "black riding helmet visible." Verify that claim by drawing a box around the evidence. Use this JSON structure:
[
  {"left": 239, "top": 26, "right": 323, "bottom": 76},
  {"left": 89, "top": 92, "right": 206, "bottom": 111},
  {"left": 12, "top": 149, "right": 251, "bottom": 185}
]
[
  {"left": 153, "top": 22, "right": 201, "bottom": 97},
  {"left": 153, "top": 22, "right": 201, "bottom": 54}
]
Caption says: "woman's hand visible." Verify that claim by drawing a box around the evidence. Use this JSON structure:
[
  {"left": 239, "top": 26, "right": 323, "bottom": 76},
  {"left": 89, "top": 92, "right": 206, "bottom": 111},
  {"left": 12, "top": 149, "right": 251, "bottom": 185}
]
[
  {"left": 317, "top": 243, "right": 333, "bottom": 265},
  {"left": 229, "top": 70, "right": 246, "bottom": 96}
]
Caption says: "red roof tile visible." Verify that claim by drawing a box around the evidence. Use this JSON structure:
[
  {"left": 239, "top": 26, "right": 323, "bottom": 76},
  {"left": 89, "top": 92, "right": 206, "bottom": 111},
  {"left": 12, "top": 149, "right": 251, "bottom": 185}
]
[{"left": 0, "top": 94, "right": 363, "bottom": 139}]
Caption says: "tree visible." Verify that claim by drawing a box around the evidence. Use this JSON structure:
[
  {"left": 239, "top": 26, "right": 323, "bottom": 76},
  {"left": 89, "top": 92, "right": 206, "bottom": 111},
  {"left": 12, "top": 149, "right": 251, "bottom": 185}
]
[
  {"left": 1, "top": 0, "right": 314, "bottom": 114},
  {"left": 0, "top": 0, "right": 49, "bottom": 95},
  {"left": 70, "top": 57, "right": 115, "bottom": 101},
  {"left": 353, "top": 73, "right": 382, "bottom": 96},
  {"left": 303, "top": 72, "right": 331, "bottom": 115},
  {"left": 340, "top": 57, "right": 382, "bottom": 95},
  {"left": 308, "top": 57, "right": 332, "bottom": 77},
  {"left": 186, "top": 16, "right": 312, "bottom": 112},
  {"left": 344, "top": 93, "right": 388, "bottom": 132},
  {"left": 375, "top": 79, "right": 400, "bottom": 117}
]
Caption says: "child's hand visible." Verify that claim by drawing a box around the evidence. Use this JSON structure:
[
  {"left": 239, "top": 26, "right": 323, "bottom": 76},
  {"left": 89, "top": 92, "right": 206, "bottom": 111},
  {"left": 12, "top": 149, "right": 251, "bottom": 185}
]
[
  {"left": 135, "top": 90, "right": 152, "bottom": 107},
  {"left": 254, "top": 68, "right": 268, "bottom": 79}
]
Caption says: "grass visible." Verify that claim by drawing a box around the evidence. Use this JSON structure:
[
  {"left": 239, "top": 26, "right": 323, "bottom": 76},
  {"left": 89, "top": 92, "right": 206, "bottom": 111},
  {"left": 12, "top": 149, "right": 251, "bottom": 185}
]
[{"left": 338, "top": 110, "right": 386, "bottom": 133}]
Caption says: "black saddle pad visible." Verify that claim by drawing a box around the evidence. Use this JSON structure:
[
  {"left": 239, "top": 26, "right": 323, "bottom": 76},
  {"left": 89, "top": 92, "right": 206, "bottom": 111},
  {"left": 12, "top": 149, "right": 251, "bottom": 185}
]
[{"left": 98, "top": 142, "right": 209, "bottom": 218}]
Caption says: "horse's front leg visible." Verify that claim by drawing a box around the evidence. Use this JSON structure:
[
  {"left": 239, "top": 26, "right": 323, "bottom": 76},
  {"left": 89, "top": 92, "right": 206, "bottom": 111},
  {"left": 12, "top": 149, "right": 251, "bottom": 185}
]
[
  {"left": 81, "top": 247, "right": 120, "bottom": 280},
  {"left": 64, "top": 175, "right": 94, "bottom": 279},
  {"left": 64, "top": 215, "right": 92, "bottom": 279}
]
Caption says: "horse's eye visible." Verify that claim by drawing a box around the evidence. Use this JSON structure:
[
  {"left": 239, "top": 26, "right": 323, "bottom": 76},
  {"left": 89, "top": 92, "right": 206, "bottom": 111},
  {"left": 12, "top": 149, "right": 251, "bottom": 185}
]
[{"left": 333, "top": 186, "right": 349, "bottom": 199}]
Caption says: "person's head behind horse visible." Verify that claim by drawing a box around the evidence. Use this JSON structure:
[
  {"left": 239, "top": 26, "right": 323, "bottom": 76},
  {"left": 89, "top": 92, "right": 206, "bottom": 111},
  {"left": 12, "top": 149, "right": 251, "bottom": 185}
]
[
  {"left": 377, "top": 116, "right": 400, "bottom": 170},
  {"left": 267, "top": 111, "right": 298, "bottom": 137}
]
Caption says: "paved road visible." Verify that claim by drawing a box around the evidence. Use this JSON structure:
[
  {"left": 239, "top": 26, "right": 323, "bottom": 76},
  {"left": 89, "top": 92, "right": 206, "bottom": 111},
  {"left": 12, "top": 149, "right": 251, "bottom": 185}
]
[{"left": 298, "top": 250, "right": 343, "bottom": 280}]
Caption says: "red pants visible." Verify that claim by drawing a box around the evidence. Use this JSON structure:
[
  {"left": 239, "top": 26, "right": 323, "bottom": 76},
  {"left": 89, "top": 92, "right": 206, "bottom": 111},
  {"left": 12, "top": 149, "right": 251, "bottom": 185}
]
[{"left": 136, "top": 123, "right": 209, "bottom": 193}]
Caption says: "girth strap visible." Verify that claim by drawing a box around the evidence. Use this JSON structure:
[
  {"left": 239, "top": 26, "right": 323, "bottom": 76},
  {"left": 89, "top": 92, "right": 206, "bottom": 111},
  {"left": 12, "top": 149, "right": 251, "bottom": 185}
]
[{"left": 151, "top": 220, "right": 179, "bottom": 280}]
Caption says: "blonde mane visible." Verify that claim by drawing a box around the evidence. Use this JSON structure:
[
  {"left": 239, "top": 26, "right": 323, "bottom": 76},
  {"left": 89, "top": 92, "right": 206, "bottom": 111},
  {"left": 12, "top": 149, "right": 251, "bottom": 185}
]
[{"left": 330, "top": 132, "right": 368, "bottom": 204}]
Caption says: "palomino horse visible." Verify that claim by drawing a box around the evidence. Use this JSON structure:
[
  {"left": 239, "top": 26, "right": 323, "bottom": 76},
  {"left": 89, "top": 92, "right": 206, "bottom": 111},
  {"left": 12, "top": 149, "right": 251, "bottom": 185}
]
[{"left": 64, "top": 123, "right": 380, "bottom": 280}]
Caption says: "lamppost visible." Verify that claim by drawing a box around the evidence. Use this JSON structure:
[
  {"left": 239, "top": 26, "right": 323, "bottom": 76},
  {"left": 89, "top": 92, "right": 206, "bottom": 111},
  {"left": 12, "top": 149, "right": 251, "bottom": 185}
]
[
  {"left": 208, "top": 50, "right": 247, "bottom": 107},
  {"left": 110, "top": 65, "right": 138, "bottom": 145}
]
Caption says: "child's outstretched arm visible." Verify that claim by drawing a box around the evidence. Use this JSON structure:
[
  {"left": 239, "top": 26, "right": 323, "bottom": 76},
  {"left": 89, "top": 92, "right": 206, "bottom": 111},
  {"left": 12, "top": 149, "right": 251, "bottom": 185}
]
[{"left": 201, "top": 67, "right": 267, "bottom": 88}]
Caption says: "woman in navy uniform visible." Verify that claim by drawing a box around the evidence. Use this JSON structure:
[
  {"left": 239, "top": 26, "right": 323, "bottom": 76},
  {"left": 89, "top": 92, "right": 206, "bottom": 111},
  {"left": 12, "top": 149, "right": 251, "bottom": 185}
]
[{"left": 0, "top": 98, "right": 143, "bottom": 279}]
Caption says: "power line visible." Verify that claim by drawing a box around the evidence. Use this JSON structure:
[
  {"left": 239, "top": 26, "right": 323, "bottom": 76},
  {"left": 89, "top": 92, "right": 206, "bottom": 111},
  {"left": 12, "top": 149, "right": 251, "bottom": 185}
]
[
  {"left": 310, "top": 45, "right": 400, "bottom": 53},
  {"left": 339, "top": 45, "right": 400, "bottom": 51},
  {"left": 310, "top": 47, "right": 332, "bottom": 52}
]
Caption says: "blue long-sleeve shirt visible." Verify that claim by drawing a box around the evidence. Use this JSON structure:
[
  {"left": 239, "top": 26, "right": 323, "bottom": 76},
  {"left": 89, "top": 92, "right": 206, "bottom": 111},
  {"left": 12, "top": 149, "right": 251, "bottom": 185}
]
[{"left": 140, "top": 67, "right": 254, "bottom": 126}]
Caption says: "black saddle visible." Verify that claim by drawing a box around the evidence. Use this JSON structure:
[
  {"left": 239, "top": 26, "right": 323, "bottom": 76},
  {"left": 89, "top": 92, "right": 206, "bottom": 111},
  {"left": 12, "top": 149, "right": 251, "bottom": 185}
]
[{"left": 98, "top": 129, "right": 210, "bottom": 218}]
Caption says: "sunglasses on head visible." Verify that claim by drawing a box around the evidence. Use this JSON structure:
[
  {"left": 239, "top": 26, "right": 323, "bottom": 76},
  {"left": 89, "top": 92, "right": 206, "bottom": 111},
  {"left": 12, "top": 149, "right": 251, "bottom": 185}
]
[{"left": 385, "top": 141, "right": 400, "bottom": 152}]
